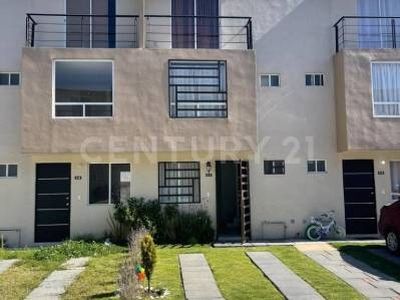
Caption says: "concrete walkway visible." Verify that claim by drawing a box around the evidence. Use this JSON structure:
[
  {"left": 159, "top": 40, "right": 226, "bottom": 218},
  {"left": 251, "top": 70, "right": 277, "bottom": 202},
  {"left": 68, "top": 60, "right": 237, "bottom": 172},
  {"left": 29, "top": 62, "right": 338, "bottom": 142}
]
[
  {"left": 179, "top": 254, "right": 224, "bottom": 300},
  {"left": 247, "top": 252, "right": 324, "bottom": 300},
  {"left": 368, "top": 248, "right": 400, "bottom": 266},
  {"left": 25, "top": 257, "right": 89, "bottom": 300},
  {"left": 296, "top": 243, "right": 400, "bottom": 299},
  {"left": 0, "top": 259, "right": 19, "bottom": 274}
]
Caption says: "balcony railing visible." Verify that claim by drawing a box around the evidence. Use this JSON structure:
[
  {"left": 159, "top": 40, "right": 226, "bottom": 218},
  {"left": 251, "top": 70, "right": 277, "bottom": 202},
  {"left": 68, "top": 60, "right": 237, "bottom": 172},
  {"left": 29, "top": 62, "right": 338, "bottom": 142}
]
[
  {"left": 145, "top": 15, "right": 253, "bottom": 50},
  {"left": 334, "top": 16, "right": 400, "bottom": 52},
  {"left": 26, "top": 14, "right": 138, "bottom": 48}
]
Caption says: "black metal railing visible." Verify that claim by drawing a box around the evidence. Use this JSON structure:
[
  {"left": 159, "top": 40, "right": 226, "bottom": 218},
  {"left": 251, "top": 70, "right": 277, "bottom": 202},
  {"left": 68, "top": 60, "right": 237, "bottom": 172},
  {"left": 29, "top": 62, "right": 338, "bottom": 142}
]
[
  {"left": 145, "top": 15, "right": 253, "bottom": 50},
  {"left": 334, "top": 16, "right": 400, "bottom": 52},
  {"left": 26, "top": 14, "right": 138, "bottom": 48}
]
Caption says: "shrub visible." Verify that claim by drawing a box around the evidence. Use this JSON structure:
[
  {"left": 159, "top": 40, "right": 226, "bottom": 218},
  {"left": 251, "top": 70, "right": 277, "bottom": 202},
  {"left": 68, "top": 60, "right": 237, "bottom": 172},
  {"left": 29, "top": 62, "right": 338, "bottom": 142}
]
[
  {"left": 141, "top": 234, "right": 157, "bottom": 292},
  {"left": 113, "top": 197, "right": 215, "bottom": 244}
]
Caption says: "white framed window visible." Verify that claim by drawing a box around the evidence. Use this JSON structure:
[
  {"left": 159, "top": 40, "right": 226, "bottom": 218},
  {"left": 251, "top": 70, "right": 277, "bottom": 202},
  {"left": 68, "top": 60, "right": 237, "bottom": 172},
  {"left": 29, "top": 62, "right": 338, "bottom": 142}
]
[
  {"left": 0, "top": 164, "right": 18, "bottom": 178},
  {"left": 89, "top": 163, "right": 131, "bottom": 205},
  {"left": 53, "top": 60, "right": 114, "bottom": 118},
  {"left": 0, "top": 72, "right": 20, "bottom": 86},
  {"left": 305, "top": 73, "right": 324, "bottom": 86},
  {"left": 371, "top": 62, "right": 400, "bottom": 117},
  {"left": 307, "top": 160, "right": 327, "bottom": 173},
  {"left": 260, "top": 74, "right": 280, "bottom": 87}
]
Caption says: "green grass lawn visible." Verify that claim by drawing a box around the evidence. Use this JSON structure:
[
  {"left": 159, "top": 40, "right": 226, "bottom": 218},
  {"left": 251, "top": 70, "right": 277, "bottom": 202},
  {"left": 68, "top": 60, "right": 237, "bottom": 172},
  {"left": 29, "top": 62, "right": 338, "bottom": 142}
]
[
  {"left": 1, "top": 243, "right": 372, "bottom": 300},
  {"left": 333, "top": 243, "right": 400, "bottom": 281},
  {"left": 0, "top": 249, "right": 60, "bottom": 300}
]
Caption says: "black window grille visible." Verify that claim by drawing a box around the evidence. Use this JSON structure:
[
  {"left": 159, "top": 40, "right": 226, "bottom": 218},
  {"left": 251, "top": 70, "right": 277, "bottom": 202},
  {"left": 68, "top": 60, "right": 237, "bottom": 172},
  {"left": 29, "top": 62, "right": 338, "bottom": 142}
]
[
  {"left": 158, "top": 162, "right": 200, "bottom": 203},
  {"left": 169, "top": 60, "right": 227, "bottom": 118}
]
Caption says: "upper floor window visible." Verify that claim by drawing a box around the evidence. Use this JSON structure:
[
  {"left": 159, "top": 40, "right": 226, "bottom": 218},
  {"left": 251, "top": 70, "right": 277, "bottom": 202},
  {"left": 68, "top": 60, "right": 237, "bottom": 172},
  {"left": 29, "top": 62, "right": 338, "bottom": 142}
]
[
  {"left": 305, "top": 74, "right": 324, "bottom": 86},
  {"left": 169, "top": 60, "right": 227, "bottom": 118},
  {"left": 372, "top": 62, "right": 400, "bottom": 117},
  {"left": 260, "top": 74, "right": 280, "bottom": 87},
  {"left": 172, "top": 0, "right": 219, "bottom": 49},
  {"left": 0, "top": 72, "right": 20, "bottom": 86},
  {"left": 54, "top": 60, "right": 113, "bottom": 118},
  {"left": 358, "top": 0, "right": 400, "bottom": 49}
]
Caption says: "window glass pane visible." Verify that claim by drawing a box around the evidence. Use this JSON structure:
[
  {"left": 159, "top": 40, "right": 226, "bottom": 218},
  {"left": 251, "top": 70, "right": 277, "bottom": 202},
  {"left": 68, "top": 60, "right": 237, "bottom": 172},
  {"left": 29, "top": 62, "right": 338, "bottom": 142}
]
[
  {"left": 372, "top": 63, "right": 400, "bottom": 117},
  {"left": 7, "top": 165, "right": 18, "bottom": 177},
  {"left": 55, "top": 61, "right": 113, "bottom": 116},
  {"left": 55, "top": 105, "right": 83, "bottom": 117},
  {"left": 85, "top": 105, "right": 112, "bottom": 117},
  {"left": 0, "top": 165, "right": 6, "bottom": 177},
  {"left": 305, "top": 74, "right": 312, "bottom": 86},
  {"left": 111, "top": 164, "right": 131, "bottom": 204},
  {"left": 10, "top": 73, "right": 20, "bottom": 86},
  {"left": 307, "top": 160, "right": 316, "bottom": 172},
  {"left": 390, "top": 161, "right": 400, "bottom": 200},
  {"left": 0, "top": 74, "right": 9, "bottom": 85},
  {"left": 270, "top": 75, "right": 280, "bottom": 87},
  {"left": 317, "top": 160, "right": 326, "bottom": 172},
  {"left": 89, "top": 164, "right": 109, "bottom": 204},
  {"left": 315, "top": 75, "right": 321, "bottom": 86},
  {"left": 260, "top": 75, "right": 270, "bottom": 87}
]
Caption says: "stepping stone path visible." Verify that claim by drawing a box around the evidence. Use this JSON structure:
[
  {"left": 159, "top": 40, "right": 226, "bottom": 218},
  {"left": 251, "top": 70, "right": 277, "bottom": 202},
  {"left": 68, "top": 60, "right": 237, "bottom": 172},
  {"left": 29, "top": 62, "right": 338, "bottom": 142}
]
[
  {"left": 368, "top": 248, "right": 400, "bottom": 266},
  {"left": 179, "top": 254, "right": 224, "bottom": 300},
  {"left": 247, "top": 252, "right": 324, "bottom": 300},
  {"left": 0, "top": 259, "right": 19, "bottom": 274},
  {"left": 25, "top": 257, "right": 89, "bottom": 300},
  {"left": 296, "top": 243, "right": 400, "bottom": 299}
]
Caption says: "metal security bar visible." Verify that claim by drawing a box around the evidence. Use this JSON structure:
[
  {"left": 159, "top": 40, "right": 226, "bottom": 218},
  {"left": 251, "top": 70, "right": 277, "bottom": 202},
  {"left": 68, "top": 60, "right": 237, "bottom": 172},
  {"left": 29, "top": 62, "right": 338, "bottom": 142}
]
[
  {"left": 146, "top": 15, "right": 253, "bottom": 50},
  {"left": 158, "top": 162, "right": 200, "bottom": 204},
  {"left": 26, "top": 13, "right": 138, "bottom": 48},
  {"left": 169, "top": 60, "right": 227, "bottom": 118},
  {"left": 334, "top": 16, "right": 400, "bottom": 52}
]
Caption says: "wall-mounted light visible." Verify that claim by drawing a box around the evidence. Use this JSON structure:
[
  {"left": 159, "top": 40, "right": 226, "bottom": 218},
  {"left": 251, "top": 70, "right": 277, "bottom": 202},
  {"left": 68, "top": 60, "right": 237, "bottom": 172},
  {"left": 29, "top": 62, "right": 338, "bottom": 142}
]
[{"left": 381, "top": 160, "right": 386, "bottom": 165}]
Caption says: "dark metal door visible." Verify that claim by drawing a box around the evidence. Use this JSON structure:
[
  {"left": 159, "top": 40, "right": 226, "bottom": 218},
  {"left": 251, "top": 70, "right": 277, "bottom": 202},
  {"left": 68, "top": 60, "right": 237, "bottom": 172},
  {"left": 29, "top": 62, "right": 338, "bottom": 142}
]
[
  {"left": 35, "top": 163, "right": 71, "bottom": 242},
  {"left": 343, "top": 160, "right": 377, "bottom": 234}
]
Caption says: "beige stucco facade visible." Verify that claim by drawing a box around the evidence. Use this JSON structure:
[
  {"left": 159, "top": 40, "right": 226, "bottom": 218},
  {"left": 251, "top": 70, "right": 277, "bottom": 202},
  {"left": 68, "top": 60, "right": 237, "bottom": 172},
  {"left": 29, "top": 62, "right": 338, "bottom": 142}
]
[
  {"left": 21, "top": 48, "right": 257, "bottom": 154},
  {"left": 335, "top": 49, "right": 400, "bottom": 152}
]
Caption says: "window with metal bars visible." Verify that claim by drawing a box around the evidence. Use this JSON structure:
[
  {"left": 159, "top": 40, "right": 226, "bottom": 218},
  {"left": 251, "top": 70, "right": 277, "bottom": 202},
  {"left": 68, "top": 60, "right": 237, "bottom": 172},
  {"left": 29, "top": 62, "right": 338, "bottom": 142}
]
[
  {"left": 158, "top": 162, "right": 200, "bottom": 203},
  {"left": 169, "top": 60, "right": 227, "bottom": 118}
]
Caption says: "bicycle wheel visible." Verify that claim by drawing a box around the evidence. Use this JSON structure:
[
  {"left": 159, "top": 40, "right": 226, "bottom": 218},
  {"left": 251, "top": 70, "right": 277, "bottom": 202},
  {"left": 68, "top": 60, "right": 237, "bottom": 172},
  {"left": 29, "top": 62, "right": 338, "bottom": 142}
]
[
  {"left": 305, "top": 224, "right": 322, "bottom": 241},
  {"left": 333, "top": 226, "right": 346, "bottom": 240}
]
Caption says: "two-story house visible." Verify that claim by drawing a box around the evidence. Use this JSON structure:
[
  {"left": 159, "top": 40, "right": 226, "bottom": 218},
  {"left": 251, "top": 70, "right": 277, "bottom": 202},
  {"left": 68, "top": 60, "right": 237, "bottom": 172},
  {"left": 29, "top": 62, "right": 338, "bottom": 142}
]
[{"left": 1, "top": 0, "right": 399, "bottom": 246}]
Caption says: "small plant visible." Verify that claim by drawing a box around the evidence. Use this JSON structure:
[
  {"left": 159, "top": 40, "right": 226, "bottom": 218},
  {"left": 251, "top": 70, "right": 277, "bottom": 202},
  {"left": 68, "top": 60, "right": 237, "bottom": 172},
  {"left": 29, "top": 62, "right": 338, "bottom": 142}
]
[
  {"left": 141, "top": 234, "right": 157, "bottom": 292},
  {"left": 106, "top": 211, "right": 130, "bottom": 245}
]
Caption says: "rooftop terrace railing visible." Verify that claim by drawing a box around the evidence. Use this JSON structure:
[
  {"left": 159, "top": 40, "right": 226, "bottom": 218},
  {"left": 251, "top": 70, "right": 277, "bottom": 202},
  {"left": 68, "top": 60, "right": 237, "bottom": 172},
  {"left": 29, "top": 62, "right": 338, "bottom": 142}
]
[
  {"left": 334, "top": 16, "right": 400, "bottom": 52},
  {"left": 26, "top": 14, "right": 139, "bottom": 48},
  {"left": 145, "top": 15, "right": 253, "bottom": 50}
]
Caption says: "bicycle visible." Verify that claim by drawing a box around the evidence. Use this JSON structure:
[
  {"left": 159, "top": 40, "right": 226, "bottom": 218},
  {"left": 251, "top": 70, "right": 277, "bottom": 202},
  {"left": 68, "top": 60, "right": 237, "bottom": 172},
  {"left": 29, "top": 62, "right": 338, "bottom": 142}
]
[{"left": 305, "top": 210, "right": 346, "bottom": 241}]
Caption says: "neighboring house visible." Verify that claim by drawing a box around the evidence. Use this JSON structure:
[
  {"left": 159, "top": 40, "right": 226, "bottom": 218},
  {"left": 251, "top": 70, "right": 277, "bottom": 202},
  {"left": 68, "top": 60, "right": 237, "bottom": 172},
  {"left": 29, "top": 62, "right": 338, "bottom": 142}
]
[{"left": 0, "top": 0, "right": 399, "bottom": 246}]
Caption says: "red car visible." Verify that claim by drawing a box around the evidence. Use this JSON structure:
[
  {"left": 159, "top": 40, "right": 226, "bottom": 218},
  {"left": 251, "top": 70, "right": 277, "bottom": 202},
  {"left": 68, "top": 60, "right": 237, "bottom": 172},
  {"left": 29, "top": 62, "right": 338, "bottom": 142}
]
[{"left": 379, "top": 200, "right": 400, "bottom": 254}]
